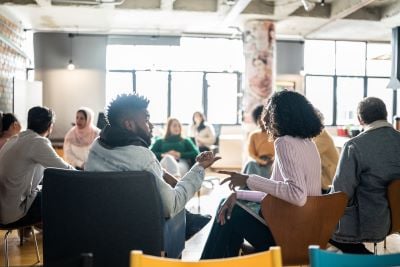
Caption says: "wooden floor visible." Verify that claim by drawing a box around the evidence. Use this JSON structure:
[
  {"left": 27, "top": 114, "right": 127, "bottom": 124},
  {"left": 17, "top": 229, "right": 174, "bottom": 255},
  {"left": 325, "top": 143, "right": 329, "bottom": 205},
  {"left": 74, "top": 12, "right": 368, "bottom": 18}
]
[{"left": 1, "top": 170, "right": 400, "bottom": 266}]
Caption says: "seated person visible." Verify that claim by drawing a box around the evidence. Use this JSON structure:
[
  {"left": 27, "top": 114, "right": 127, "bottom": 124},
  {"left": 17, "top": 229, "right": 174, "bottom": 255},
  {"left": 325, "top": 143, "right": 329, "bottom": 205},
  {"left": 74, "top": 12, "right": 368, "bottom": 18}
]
[
  {"left": 201, "top": 90, "right": 323, "bottom": 259},
  {"left": 63, "top": 107, "right": 100, "bottom": 169},
  {"left": 0, "top": 113, "right": 22, "bottom": 150},
  {"left": 85, "top": 94, "right": 220, "bottom": 239},
  {"left": 329, "top": 97, "right": 400, "bottom": 254},
  {"left": 0, "top": 106, "right": 74, "bottom": 226},
  {"left": 242, "top": 105, "right": 275, "bottom": 177},
  {"left": 313, "top": 129, "right": 339, "bottom": 194},
  {"left": 151, "top": 118, "right": 199, "bottom": 178},
  {"left": 188, "top": 111, "right": 216, "bottom": 152}
]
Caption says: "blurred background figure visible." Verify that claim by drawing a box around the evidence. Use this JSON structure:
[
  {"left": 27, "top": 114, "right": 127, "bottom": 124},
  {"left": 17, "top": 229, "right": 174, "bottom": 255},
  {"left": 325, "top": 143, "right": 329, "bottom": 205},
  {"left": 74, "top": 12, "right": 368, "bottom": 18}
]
[
  {"left": 63, "top": 107, "right": 100, "bottom": 170},
  {"left": 189, "top": 111, "right": 216, "bottom": 152},
  {"left": 394, "top": 115, "right": 400, "bottom": 131},
  {"left": 314, "top": 129, "right": 339, "bottom": 194},
  {"left": 242, "top": 105, "right": 274, "bottom": 177},
  {"left": 0, "top": 113, "right": 22, "bottom": 150},
  {"left": 151, "top": 118, "right": 199, "bottom": 178}
]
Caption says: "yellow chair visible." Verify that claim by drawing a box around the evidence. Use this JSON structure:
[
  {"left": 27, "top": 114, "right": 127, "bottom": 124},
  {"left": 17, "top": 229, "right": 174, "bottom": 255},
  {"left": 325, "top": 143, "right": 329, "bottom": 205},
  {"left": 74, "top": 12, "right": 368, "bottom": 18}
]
[{"left": 130, "top": 246, "right": 282, "bottom": 267}]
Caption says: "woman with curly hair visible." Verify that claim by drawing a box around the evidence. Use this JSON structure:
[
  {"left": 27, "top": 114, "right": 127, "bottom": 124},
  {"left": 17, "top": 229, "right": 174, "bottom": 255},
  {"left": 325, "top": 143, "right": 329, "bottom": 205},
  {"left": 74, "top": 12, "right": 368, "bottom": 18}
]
[{"left": 201, "top": 90, "right": 324, "bottom": 259}]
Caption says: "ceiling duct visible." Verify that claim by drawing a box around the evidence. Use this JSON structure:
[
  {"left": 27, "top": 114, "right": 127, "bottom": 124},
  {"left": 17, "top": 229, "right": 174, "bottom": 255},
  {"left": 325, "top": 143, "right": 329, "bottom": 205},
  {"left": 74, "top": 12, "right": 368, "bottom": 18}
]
[{"left": 387, "top": 27, "right": 400, "bottom": 90}]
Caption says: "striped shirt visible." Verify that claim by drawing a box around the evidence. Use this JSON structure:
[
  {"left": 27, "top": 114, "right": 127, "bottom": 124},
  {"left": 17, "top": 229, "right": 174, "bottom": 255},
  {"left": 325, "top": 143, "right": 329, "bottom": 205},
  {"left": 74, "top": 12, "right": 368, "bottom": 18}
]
[{"left": 237, "top": 135, "right": 321, "bottom": 206}]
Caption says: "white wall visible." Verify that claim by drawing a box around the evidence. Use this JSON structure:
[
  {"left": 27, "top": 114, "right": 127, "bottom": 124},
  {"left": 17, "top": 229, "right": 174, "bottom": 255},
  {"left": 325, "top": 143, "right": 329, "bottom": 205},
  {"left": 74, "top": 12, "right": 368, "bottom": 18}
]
[{"left": 36, "top": 69, "right": 106, "bottom": 139}]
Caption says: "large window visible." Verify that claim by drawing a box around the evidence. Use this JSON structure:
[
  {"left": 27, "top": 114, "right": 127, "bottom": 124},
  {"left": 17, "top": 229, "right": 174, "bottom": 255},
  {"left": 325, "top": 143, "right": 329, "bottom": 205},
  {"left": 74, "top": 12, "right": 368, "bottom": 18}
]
[
  {"left": 106, "top": 37, "right": 243, "bottom": 124},
  {"left": 305, "top": 40, "right": 395, "bottom": 126}
]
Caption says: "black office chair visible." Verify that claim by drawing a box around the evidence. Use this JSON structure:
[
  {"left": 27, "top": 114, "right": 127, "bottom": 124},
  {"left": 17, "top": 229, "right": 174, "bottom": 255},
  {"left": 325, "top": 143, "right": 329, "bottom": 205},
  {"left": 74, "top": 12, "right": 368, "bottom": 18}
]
[
  {"left": 96, "top": 112, "right": 108, "bottom": 130},
  {"left": 42, "top": 168, "right": 185, "bottom": 267}
]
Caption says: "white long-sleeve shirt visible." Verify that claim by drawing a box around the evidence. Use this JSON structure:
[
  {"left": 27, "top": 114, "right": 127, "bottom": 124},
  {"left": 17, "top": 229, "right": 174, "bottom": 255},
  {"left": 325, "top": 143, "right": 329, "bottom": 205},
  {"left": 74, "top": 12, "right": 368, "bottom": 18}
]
[{"left": 0, "top": 130, "right": 73, "bottom": 224}]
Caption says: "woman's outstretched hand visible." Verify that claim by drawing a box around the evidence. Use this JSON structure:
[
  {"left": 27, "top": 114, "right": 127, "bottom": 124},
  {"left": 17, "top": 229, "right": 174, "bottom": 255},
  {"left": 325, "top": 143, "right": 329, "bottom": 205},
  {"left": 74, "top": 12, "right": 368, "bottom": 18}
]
[
  {"left": 219, "top": 171, "right": 249, "bottom": 191},
  {"left": 217, "top": 192, "right": 237, "bottom": 225}
]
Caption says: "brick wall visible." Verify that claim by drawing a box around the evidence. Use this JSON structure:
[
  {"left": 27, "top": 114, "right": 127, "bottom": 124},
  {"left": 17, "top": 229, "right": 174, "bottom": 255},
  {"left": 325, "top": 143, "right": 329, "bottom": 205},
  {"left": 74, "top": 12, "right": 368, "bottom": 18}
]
[{"left": 0, "top": 14, "right": 27, "bottom": 113}]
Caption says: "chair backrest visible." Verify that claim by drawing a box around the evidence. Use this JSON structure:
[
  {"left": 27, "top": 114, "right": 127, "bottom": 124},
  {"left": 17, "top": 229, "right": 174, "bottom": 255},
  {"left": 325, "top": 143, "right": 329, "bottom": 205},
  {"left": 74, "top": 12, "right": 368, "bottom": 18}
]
[
  {"left": 130, "top": 246, "right": 282, "bottom": 267},
  {"left": 388, "top": 179, "right": 400, "bottom": 234},
  {"left": 261, "top": 192, "right": 348, "bottom": 266},
  {"left": 309, "top": 245, "right": 400, "bottom": 267},
  {"left": 42, "top": 168, "right": 165, "bottom": 267}
]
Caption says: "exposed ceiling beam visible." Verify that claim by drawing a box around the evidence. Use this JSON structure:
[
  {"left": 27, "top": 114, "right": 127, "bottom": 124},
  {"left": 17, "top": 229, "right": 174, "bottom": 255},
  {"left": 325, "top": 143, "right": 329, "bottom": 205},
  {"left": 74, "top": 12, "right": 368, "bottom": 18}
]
[
  {"left": 160, "top": 0, "right": 176, "bottom": 11},
  {"left": 242, "top": 0, "right": 274, "bottom": 16},
  {"left": 222, "top": 0, "right": 252, "bottom": 26},
  {"left": 304, "top": 0, "right": 377, "bottom": 37},
  {"left": 35, "top": 0, "right": 52, "bottom": 7},
  {"left": 381, "top": 0, "right": 400, "bottom": 20},
  {"left": 274, "top": 0, "right": 303, "bottom": 18}
]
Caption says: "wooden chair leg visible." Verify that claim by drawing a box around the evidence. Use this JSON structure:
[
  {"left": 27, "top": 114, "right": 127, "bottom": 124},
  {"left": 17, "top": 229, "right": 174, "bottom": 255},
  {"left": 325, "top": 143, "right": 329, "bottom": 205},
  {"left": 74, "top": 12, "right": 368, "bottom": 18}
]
[{"left": 374, "top": 242, "right": 378, "bottom": 255}]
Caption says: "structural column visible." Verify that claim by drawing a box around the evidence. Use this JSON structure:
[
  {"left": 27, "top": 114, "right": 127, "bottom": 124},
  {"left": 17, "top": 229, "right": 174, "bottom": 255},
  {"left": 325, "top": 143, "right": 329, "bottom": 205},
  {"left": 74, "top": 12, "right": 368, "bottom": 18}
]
[{"left": 242, "top": 20, "right": 275, "bottom": 123}]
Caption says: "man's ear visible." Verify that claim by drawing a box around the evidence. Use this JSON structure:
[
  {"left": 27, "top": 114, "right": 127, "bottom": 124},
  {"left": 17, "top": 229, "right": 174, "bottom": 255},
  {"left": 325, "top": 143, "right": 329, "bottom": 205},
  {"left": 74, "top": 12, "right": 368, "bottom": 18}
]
[
  {"left": 357, "top": 115, "right": 364, "bottom": 125},
  {"left": 123, "top": 119, "right": 135, "bottom": 131}
]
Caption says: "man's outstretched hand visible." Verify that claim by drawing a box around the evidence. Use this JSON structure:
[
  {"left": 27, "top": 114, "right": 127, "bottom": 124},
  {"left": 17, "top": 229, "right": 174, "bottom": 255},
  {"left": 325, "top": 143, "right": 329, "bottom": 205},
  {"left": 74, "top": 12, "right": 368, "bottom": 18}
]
[{"left": 196, "top": 151, "right": 221, "bottom": 169}]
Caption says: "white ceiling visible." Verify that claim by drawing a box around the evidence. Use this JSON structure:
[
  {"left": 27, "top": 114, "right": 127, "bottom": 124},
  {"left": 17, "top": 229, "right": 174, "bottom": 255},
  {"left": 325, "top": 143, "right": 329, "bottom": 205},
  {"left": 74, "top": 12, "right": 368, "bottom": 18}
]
[{"left": 1, "top": 0, "right": 400, "bottom": 41}]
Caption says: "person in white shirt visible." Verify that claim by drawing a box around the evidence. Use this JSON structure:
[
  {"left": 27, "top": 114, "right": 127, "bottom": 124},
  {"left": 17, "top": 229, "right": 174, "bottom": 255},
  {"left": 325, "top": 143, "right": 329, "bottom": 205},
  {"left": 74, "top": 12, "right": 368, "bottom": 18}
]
[
  {"left": 188, "top": 111, "right": 216, "bottom": 152},
  {"left": 0, "top": 106, "right": 73, "bottom": 225}
]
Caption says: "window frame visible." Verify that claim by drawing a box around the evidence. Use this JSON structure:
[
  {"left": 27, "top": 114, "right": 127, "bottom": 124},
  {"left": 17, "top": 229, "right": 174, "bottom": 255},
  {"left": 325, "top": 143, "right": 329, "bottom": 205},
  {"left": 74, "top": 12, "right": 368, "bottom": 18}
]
[
  {"left": 107, "top": 69, "right": 242, "bottom": 125},
  {"left": 305, "top": 40, "right": 395, "bottom": 126}
]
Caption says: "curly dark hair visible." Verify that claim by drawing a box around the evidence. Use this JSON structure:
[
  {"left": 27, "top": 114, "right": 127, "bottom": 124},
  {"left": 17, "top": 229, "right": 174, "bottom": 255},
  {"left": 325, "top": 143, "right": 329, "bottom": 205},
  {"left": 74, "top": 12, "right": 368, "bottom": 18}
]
[
  {"left": 263, "top": 90, "right": 323, "bottom": 139},
  {"left": 106, "top": 93, "right": 149, "bottom": 127}
]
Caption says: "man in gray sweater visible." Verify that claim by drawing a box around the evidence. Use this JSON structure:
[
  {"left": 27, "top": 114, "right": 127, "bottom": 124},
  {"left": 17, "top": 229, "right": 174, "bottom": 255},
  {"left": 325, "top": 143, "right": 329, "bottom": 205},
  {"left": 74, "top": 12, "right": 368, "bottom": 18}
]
[
  {"left": 86, "top": 93, "right": 220, "bottom": 239},
  {"left": 330, "top": 97, "right": 400, "bottom": 254},
  {"left": 0, "top": 106, "right": 73, "bottom": 226}
]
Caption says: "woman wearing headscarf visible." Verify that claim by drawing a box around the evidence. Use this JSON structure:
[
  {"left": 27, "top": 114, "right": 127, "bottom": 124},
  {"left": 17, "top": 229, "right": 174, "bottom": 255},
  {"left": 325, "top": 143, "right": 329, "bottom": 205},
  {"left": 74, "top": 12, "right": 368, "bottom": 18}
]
[{"left": 63, "top": 107, "right": 100, "bottom": 169}]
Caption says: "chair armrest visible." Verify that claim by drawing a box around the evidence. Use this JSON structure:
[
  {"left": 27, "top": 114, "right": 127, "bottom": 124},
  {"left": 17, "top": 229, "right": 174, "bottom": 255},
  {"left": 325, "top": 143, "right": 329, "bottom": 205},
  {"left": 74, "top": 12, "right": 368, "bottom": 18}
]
[{"left": 163, "top": 209, "right": 186, "bottom": 258}]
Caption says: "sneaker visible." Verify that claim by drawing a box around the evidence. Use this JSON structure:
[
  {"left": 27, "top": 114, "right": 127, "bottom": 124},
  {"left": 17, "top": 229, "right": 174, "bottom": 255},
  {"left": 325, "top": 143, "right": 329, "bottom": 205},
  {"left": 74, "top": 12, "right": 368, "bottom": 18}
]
[{"left": 185, "top": 211, "right": 212, "bottom": 240}]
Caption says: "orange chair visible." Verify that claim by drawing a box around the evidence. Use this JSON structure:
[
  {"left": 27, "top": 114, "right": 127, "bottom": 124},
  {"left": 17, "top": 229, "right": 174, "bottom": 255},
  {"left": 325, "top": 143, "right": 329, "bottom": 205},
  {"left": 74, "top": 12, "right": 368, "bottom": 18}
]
[
  {"left": 261, "top": 192, "right": 348, "bottom": 266},
  {"left": 130, "top": 246, "right": 282, "bottom": 267}
]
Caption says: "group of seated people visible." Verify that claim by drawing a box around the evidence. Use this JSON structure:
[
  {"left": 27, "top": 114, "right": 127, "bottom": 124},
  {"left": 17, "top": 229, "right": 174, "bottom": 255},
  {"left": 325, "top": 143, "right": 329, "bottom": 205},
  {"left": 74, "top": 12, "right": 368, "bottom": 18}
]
[{"left": 0, "top": 90, "right": 399, "bottom": 260}]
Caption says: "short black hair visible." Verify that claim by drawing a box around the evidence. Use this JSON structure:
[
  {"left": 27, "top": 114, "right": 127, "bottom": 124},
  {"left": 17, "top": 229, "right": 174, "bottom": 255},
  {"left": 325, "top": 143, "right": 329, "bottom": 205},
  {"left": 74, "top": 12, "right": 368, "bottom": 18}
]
[
  {"left": 263, "top": 90, "right": 323, "bottom": 139},
  {"left": 1, "top": 113, "right": 18, "bottom": 132},
  {"left": 252, "top": 105, "right": 264, "bottom": 124},
  {"left": 357, "top": 97, "right": 387, "bottom": 124},
  {"left": 106, "top": 93, "right": 150, "bottom": 127},
  {"left": 27, "top": 106, "right": 55, "bottom": 134}
]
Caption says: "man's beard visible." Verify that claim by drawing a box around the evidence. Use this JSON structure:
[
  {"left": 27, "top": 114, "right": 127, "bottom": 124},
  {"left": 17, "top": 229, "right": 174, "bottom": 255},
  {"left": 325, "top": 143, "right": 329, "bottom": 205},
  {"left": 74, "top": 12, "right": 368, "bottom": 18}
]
[{"left": 136, "top": 127, "right": 152, "bottom": 147}]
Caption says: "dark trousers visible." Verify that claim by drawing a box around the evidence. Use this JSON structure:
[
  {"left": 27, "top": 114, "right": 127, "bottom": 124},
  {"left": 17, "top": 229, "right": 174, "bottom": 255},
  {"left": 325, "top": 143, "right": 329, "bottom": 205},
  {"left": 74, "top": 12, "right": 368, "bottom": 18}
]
[
  {"left": 201, "top": 202, "right": 275, "bottom": 259},
  {"left": 329, "top": 239, "right": 373, "bottom": 254},
  {"left": 7, "top": 191, "right": 42, "bottom": 227}
]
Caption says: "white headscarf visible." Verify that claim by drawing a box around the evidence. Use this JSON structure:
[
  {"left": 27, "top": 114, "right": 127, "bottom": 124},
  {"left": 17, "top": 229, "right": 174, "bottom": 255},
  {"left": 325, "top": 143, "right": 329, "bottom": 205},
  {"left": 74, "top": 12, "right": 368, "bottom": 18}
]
[{"left": 65, "top": 107, "right": 100, "bottom": 147}]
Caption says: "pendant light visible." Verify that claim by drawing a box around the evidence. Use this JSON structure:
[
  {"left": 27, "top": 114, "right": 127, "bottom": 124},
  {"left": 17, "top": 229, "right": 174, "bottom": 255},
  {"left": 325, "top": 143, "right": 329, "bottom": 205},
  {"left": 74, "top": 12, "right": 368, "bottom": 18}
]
[{"left": 67, "top": 33, "right": 75, "bottom": 71}]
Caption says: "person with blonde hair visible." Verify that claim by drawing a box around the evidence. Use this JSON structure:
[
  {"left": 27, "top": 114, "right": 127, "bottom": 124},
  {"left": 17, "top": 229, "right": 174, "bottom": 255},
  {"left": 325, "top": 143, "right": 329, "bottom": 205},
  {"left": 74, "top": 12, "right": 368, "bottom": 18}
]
[{"left": 63, "top": 107, "right": 100, "bottom": 169}]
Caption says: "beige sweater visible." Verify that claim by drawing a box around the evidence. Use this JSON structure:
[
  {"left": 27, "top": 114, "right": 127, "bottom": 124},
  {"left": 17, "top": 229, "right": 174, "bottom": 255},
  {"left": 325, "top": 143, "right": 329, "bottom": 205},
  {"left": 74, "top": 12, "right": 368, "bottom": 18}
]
[{"left": 314, "top": 129, "right": 339, "bottom": 190}]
